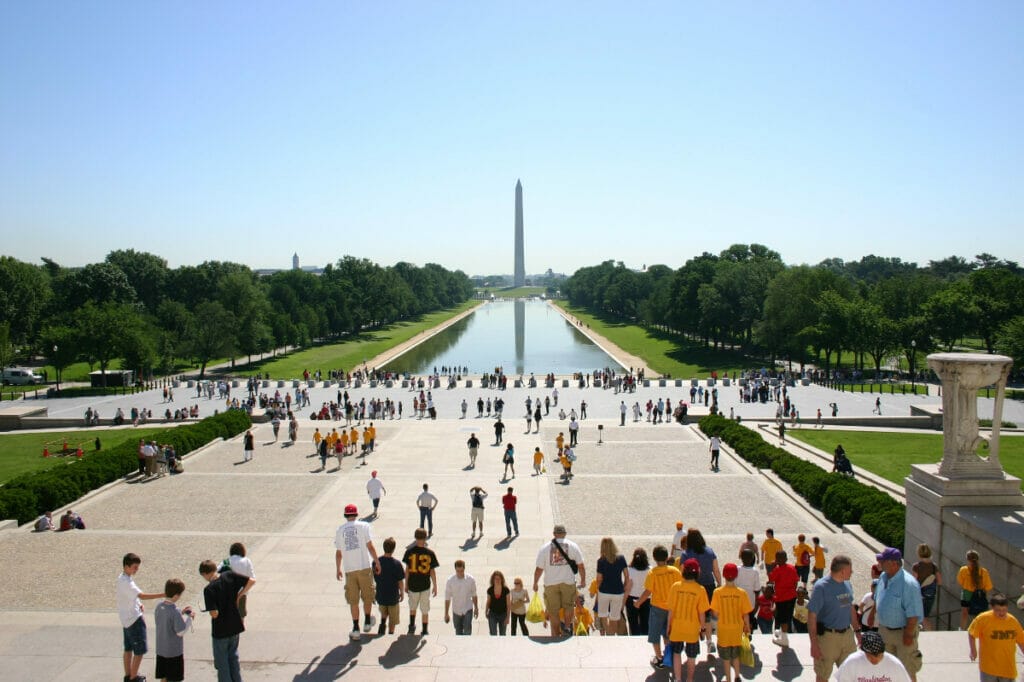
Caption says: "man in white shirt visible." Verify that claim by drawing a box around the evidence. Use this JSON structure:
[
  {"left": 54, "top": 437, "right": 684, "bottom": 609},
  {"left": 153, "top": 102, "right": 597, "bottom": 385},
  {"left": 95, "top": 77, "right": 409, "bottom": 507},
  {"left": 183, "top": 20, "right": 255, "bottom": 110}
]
[
  {"left": 533, "top": 524, "right": 586, "bottom": 636},
  {"left": 117, "top": 552, "right": 163, "bottom": 682},
  {"left": 334, "top": 504, "right": 381, "bottom": 641},
  {"left": 709, "top": 435, "right": 721, "bottom": 470},
  {"left": 416, "top": 483, "right": 438, "bottom": 536},
  {"left": 834, "top": 630, "right": 910, "bottom": 682},
  {"left": 444, "top": 560, "right": 478, "bottom": 635},
  {"left": 366, "top": 471, "right": 386, "bottom": 518}
]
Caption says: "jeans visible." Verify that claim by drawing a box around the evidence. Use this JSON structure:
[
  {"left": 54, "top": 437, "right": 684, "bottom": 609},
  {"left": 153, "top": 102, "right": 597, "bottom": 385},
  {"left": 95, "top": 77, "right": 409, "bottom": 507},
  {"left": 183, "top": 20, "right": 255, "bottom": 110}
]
[
  {"left": 510, "top": 612, "right": 528, "bottom": 636},
  {"left": 419, "top": 507, "right": 433, "bottom": 534},
  {"left": 504, "top": 510, "right": 519, "bottom": 536},
  {"left": 452, "top": 611, "right": 473, "bottom": 635},
  {"left": 487, "top": 612, "right": 507, "bottom": 635},
  {"left": 625, "top": 595, "right": 649, "bottom": 636},
  {"left": 212, "top": 634, "right": 242, "bottom": 682}
]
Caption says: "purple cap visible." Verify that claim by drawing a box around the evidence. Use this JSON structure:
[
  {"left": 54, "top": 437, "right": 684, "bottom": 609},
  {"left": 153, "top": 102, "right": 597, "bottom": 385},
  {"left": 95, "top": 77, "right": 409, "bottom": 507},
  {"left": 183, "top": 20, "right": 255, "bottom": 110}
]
[{"left": 876, "top": 547, "right": 902, "bottom": 563}]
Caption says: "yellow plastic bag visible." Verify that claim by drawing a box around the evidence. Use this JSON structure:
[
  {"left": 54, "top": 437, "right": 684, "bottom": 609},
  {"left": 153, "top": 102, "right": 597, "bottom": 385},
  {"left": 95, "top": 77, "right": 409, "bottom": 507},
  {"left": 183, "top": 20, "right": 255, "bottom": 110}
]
[
  {"left": 526, "top": 592, "right": 546, "bottom": 623},
  {"left": 740, "top": 632, "right": 754, "bottom": 668},
  {"left": 575, "top": 618, "right": 589, "bottom": 636}
]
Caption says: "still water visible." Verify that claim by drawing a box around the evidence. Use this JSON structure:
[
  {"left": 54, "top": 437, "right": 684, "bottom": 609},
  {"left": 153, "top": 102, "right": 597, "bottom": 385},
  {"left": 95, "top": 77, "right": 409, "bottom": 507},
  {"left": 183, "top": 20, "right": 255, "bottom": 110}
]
[{"left": 385, "top": 300, "right": 622, "bottom": 375}]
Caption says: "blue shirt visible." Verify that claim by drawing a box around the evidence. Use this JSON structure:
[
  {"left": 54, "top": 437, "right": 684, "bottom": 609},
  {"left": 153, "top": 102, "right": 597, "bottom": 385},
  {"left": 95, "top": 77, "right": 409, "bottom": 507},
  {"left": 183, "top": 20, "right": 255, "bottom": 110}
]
[
  {"left": 807, "top": 574, "right": 854, "bottom": 629},
  {"left": 875, "top": 568, "right": 923, "bottom": 628},
  {"left": 596, "top": 555, "right": 628, "bottom": 594},
  {"left": 681, "top": 547, "right": 718, "bottom": 587}
]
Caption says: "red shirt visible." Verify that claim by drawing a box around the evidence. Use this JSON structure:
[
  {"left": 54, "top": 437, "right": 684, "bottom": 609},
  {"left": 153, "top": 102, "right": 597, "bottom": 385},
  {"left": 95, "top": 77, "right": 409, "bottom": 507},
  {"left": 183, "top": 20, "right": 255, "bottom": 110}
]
[
  {"left": 769, "top": 563, "right": 799, "bottom": 601},
  {"left": 502, "top": 494, "right": 517, "bottom": 511}
]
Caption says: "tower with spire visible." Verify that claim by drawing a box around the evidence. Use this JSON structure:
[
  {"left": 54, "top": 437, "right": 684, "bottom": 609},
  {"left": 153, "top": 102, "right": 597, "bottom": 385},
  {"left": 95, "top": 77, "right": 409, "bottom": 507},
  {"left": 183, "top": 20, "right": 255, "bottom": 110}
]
[
  {"left": 292, "top": 253, "right": 299, "bottom": 270},
  {"left": 514, "top": 180, "right": 525, "bottom": 287}
]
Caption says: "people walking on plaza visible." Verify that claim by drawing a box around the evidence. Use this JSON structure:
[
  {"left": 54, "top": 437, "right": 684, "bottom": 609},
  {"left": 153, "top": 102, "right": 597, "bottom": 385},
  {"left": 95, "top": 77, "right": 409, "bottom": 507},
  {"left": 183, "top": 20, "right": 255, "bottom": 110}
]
[
  {"left": 466, "top": 432, "right": 480, "bottom": 468},
  {"left": 967, "top": 592, "right": 1024, "bottom": 681},
  {"left": 710, "top": 562, "right": 753, "bottom": 682},
  {"left": 477, "top": 397, "right": 484, "bottom": 418},
  {"left": 525, "top": 409, "right": 533, "bottom": 433},
  {"left": 416, "top": 484, "right": 438, "bottom": 537},
  {"left": 761, "top": 528, "right": 783, "bottom": 570},
  {"left": 679, "top": 528, "right": 721, "bottom": 646},
  {"left": 533, "top": 524, "right": 586, "bottom": 637},
  {"left": 532, "top": 446, "right": 543, "bottom": 475},
  {"left": 444, "top": 560, "right": 478, "bottom": 635},
  {"left": 533, "top": 405, "right": 542, "bottom": 433},
  {"left": 958, "top": 549, "right": 993, "bottom": 630},
  {"left": 469, "top": 486, "right": 487, "bottom": 537},
  {"left": 594, "top": 537, "right": 629, "bottom": 636},
  {"left": 485, "top": 570, "right": 511, "bottom": 636},
  {"left": 494, "top": 418, "right": 505, "bottom": 445},
  {"left": 708, "top": 435, "right": 721, "bottom": 471},
  {"left": 635, "top": 545, "right": 681, "bottom": 669},
  {"left": 366, "top": 471, "right": 386, "bottom": 518},
  {"left": 461, "top": 399, "right": 467, "bottom": 419},
  {"left": 769, "top": 550, "right": 798, "bottom": 647},
  {"left": 373, "top": 537, "right": 406, "bottom": 636},
  {"left": 502, "top": 443, "right": 515, "bottom": 480},
  {"left": 874, "top": 547, "right": 923, "bottom": 681},
  {"left": 812, "top": 537, "right": 829, "bottom": 582},
  {"left": 199, "top": 557, "right": 255, "bottom": 682},
  {"left": 807, "top": 554, "right": 860, "bottom": 682},
  {"left": 154, "top": 578, "right": 194, "bottom": 682},
  {"left": 117, "top": 553, "right": 164, "bottom": 682},
  {"left": 334, "top": 503, "right": 381, "bottom": 641},
  {"left": 580, "top": 400, "right": 587, "bottom": 419},
  {"left": 835, "top": 631, "right": 910, "bottom": 682},
  {"left": 502, "top": 486, "right": 519, "bottom": 538},
  {"left": 666, "top": 558, "right": 709, "bottom": 682},
  {"left": 873, "top": 397, "right": 882, "bottom": 415},
  {"left": 625, "top": 547, "right": 650, "bottom": 636},
  {"left": 402, "top": 528, "right": 439, "bottom": 635},
  {"left": 568, "top": 417, "right": 579, "bottom": 447},
  {"left": 510, "top": 577, "right": 530, "bottom": 636},
  {"left": 620, "top": 401, "right": 627, "bottom": 426},
  {"left": 793, "top": 533, "right": 813, "bottom": 584},
  {"left": 911, "top": 544, "right": 941, "bottom": 630},
  {"left": 242, "top": 430, "right": 254, "bottom": 463}
]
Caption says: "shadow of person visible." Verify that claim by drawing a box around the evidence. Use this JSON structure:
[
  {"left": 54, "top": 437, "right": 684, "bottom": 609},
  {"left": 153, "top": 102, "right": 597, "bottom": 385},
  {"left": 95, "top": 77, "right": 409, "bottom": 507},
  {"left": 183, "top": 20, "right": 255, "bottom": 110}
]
[
  {"left": 292, "top": 644, "right": 359, "bottom": 681},
  {"left": 769, "top": 645, "right": 804, "bottom": 681},
  {"left": 493, "top": 537, "right": 512, "bottom": 551},
  {"left": 460, "top": 537, "right": 479, "bottom": 551},
  {"left": 378, "top": 634, "right": 428, "bottom": 670}
]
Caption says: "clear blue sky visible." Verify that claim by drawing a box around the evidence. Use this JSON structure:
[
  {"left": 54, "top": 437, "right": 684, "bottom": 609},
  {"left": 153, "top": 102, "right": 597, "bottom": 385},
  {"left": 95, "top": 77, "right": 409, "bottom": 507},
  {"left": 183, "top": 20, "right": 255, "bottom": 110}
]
[{"left": 2, "top": 2, "right": 1021, "bottom": 275}]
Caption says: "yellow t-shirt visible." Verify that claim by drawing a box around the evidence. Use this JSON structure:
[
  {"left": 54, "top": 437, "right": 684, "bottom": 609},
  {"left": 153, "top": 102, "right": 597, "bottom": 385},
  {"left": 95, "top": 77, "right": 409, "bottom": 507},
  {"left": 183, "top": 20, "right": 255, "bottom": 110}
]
[
  {"left": 761, "top": 538, "right": 782, "bottom": 564},
  {"left": 968, "top": 611, "right": 1024, "bottom": 679},
  {"left": 368, "top": 426, "right": 376, "bottom": 440},
  {"left": 813, "top": 545, "right": 826, "bottom": 570},
  {"left": 710, "top": 584, "right": 753, "bottom": 647},
  {"left": 644, "top": 565, "right": 682, "bottom": 611},
  {"left": 534, "top": 450, "right": 544, "bottom": 466},
  {"left": 958, "top": 566, "right": 994, "bottom": 593},
  {"left": 340, "top": 431, "right": 349, "bottom": 446},
  {"left": 313, "top": 431, "right": 322, "bottom": 445},
  {"left": 556, "top": 435, "right": 565, "bottom": 450},
  {"left": 667, "top": 579, "right": 709, "bottom": 643}
]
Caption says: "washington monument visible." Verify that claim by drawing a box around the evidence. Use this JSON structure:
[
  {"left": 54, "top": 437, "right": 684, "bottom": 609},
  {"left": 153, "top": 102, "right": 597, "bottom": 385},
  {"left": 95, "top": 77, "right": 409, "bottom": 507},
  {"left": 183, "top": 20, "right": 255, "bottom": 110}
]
[{"left": 514, "top": 179, "right": 525, "bottom": 287}]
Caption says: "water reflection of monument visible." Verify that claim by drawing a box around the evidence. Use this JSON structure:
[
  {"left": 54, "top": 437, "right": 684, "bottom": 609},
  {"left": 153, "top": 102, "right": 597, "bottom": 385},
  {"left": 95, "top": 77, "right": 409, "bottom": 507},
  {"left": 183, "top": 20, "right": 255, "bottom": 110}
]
[{"left": 514, "top": 299, "right": 525, "bottom": 374}]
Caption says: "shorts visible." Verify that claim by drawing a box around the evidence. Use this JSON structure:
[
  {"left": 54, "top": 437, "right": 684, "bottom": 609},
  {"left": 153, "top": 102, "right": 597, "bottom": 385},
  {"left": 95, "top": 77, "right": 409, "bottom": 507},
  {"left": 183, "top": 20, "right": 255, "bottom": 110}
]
[
  {"left": 774, "top": 598, "right": 796, "bottom": 625},
  {"left": 344, "top": 568, "right": 376, "bottom": 606},
  {"left": 378, "top": 603, "right": 400, "bottom": 624},
  {"left": 543, "top": 583, "right": 577, "bottom": 619},
  {"left": 670, "top": 640, "right": 701, "bottom": 658},
  {"left": 471, "top": 508, "right": 484, "bottom": 524},
  {"left": 122, "top": 616, "right": 147, "bottom": 656},
  {"left": 812, "top": 629, "right": 857, "bottom": 679},
  {"left": 408, "top": 589, "right": 431, "bottom": 613},
  {"left": 647, "top": 606, "right": 668, "bottom": 644},
  {"left": 980, "top": 673, "right": 1015, "bottom": 682},
  {"left": 595, "top": 592, "right": 624, "bottom": 620},
  {"left": 879, "top": 626, "right": 923, "bottom": 675},
  {"left": 155, "top": 654, "right": 184, "bottom": 682},
  {"left": 718, "top": 645, "right": 741, "bottom": 661}
]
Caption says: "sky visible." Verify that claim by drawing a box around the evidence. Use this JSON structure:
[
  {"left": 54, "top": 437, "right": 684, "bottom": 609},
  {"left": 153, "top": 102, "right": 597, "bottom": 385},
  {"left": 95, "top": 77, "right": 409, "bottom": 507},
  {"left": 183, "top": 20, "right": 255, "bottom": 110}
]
[{"left": 2, "top": 2, "right": 1022, "bottom": 276}]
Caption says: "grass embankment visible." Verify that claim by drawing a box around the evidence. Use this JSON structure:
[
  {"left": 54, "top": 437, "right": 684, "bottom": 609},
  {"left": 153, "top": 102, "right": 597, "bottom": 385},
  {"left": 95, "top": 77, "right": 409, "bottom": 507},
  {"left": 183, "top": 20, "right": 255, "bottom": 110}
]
[
  {"left": 787, "top": 430, "right": 1024, "bottom": 490},
  {"left": 0, "top": 427, "right": 170, "bottom": 484},
  {"left": 243, "top": 302, "right": 480, "bottom": 378},
  {"left": 476, "top": 286, "right": 547, "bottom": 298},
  {"left": 558, "top": 304, "right": 760, "bottom": 377}
]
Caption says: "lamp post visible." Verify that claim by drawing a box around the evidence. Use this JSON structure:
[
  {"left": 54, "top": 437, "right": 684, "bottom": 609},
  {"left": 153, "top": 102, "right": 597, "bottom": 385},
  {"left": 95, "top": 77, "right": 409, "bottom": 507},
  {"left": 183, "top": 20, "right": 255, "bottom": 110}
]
[
  {"left": 53, "top": 345, "right": 59, "bottom": 389},
  {"left": 910, "top": 340, "right": 917, "bottom": 393}
]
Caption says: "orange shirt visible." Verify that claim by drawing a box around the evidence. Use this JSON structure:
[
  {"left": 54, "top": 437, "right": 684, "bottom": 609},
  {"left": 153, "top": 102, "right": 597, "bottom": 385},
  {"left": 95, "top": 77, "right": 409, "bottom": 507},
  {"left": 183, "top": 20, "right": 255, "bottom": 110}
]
[
  {"left": 644, "top": 565, "right": 682, "bottom": 611},
  {"left": 710, "top": 584, "right": 752, "bottom": 647},
  {"left": 667, "top": 579, "right": 709, "bottom": 643}
]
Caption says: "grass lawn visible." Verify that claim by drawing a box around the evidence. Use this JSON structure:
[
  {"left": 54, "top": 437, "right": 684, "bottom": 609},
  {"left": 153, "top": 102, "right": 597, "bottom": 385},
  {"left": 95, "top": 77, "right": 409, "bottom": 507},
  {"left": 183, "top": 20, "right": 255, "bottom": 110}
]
[
  {"left": 240, "top": 301, "right": 481, "bottom": 378},
  {"left": 788, "top": 430, "right": 1024, "bottom": 490},
  {"left": 557, "top": 304, "right": 761, "bottom": 377},
  {"left": 476, "top": 286, "right": 547, "bottom": 298},
  {"left": 0, "top": 426, "right": 171, "bottom": 484}
]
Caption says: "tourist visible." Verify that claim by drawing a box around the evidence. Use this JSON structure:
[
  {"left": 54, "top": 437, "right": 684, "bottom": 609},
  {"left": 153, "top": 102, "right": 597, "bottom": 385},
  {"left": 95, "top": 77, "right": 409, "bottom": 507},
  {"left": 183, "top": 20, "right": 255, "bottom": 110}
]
[
  {"left": 635, "top": 545, "right": 681, "bottom": 669},
  {"left": 444, "top": 560, "right": 478, "bottom": 635},
  {"left": 568, "top": 417, "right": 579, "bottom": 446},
  {"left": 671, "top": 522, "right": 687, "bottom": 561},
  {"left": 199, "top": 558, "right": 254, "bottom": 682},
  {"left": 533, "top": 404, "right": 542, "bottom": 433},
  {"left": 154, "top": 578, "right": 194, "bottom": 682},
  {"left": 958, "top": 549, "right": 993, "bottom": 630},
  {"left": 493, "top": 417, "right": 505, "bottom": 445},
  {"left": 761, "top": 528, "right": 782, "bottom": 570},
  {"left": 469, "top": 486, "right": 487, "bottom": 537},
  {"left": 967, "top": 592, "right": 1024, "bottom": 681},
  {"left": 402, "top": 527, "right": 439, "bottom": 635},
  {"left": 769, "top": 550, "right": 798, "bottom": 647},
  {"left": 34, "top": 511, "right": 54, "bottom": 531},
  {"left": 680, "top": 528, "right": 721, "bottom": 645},
  {"left": 911, "top": 543, "right": 941, "bottom": 629},
  {"left": 242, "top": 430, "right": 254, "bottom": 463},
  {"left": 874, "top": 547, "right": 923, "bottom": 681},
  {"left": 532, "top": 446, "right": 543, "bottom": 476},
  {"left": 502, "top": 486, "right": 519, "bottom": 538},
  {"left": 333, "top": 503, "right": 381, "bottom": 641},
  {"left": 756, "top": 583, "right": 776, "bottom": 634},
  {"left": 460, "top": 398, "right": 467, "bottom": 418},
  {"left": 476, "top": 397, "right": 484, "bottom": 418},
  {"left": 625, "top": 547, "right": 651, "bottom": 636},
  {"left": 807, "top": 555, "right": 860, "bottom": 682},
  {"left": 710, "top": 563, "right": 753, "bottom": 682},
  {"left": 737, "top": 532, "right": 757, "bottom": 561},
  {"left": 485, "top": 570, "right": 511, "bottom": 636},
  {"left": 736, "top": 549, "right": 762, "bottom": 632},
  {"left": 416, "top": 484, "right": 438, "bottom": 536},
  {"left": 620, "top": 401, "right": 627, "bottom": 426},
  {"left": 666, "top": 558, "right": 709, "bottom": 682},
  {"left": 812, "top": 536, "right": 828, "bottom": 582},
  {"left": 509, "top": 577, "right": 530, "bottom": 635},
  {"left": 225, "top": 542, "right": 255, "bottom": 619},
  {"left": 835, "top": 631, "right": 910, "bottom": 682},
  {"left": 793, "top": 533, "right": 813, "bottom": 584},
  {"left": 708, "top": 435, "right": 721, "bottom": 471},
  {"left": 533, "top": 524, "right": 586, "bottom": 637},
  {"left": 502, "top": 443, "right": 515, "bottom": 480},
  {"left": 466, "top": 432, "right": 479, "bottom": 468},
  {"left": 366, "top": 471, "right": 386, "bottom": 518},
  {"left": 373, "top": 537, "right": 405, "bottom": 636},
  {"left": 594, "top": 537, "right": 629, "bottom": 635},
  {"left": 117, "top": 553, "right": 164, "bottom": 682},
  {"left": 525, "top": 409, "right": 533, "bottom": 433}
]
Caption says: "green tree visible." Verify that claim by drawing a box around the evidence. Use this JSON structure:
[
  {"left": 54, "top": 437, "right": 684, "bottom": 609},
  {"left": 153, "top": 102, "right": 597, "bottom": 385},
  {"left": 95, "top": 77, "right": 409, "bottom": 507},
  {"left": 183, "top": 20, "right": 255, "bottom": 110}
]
[
  {"left": 75, "top": 302, "right": 141, "bottom": 386},
  {"left": 105, "top": 249, "right": 169, "bottom": 311},
  {"left": 185, "top": 301, "right": 236, "bottom": 378},
  {"left": 0, "top": 256, "right": 52, "bottom": 348},
  {"left": 996, "top": 316, "right": 1024, "bottom": 369}
]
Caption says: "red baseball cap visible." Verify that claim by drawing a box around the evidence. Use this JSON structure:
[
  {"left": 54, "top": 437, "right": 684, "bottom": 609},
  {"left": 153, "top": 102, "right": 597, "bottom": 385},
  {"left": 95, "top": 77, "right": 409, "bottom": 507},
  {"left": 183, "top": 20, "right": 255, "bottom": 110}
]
[
  {"left": 344, "top": 504, "right": 358, "bottom": 516},
  {"left": 723, "top": 563, "right": 739, "bottom": 581}
]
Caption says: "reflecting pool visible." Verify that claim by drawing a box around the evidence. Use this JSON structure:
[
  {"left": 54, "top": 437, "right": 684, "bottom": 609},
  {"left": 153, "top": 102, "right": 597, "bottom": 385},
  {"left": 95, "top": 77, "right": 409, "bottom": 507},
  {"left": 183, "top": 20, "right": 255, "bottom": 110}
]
[{"left": 384, "top": 300, "right": 622, "bottom": 375}]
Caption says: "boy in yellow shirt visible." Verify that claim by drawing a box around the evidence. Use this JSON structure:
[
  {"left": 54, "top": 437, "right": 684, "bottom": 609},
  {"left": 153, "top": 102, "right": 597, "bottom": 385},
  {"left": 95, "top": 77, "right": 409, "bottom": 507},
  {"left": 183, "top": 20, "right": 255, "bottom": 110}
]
[
  {"left": 533, "top": 447, "right": 544, "bottom": 475},
  {"left": 636, "top": 545, "right": 681, "bottom": 670},
  {"left": 793, "top": 534, "right": 813, "bottom": 584},
  {"left": 667, "top": 559, "right": 709, "bottom": 682},
  {"left": 711, "top": 563, "right": 753, "bottom": 682},
  {"left": 968, "top": 593, "right": 1024, "bottom": 681}
]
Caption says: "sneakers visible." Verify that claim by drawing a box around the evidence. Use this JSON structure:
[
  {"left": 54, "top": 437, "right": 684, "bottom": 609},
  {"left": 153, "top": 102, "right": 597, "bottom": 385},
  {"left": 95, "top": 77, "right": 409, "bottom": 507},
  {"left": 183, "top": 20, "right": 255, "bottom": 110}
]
[
  {"left": 362, "top": 615, "right": 375, "bottom": 633},
  {"left": 772, "top": 630, "right": 789, "bottom": 647},
  {"left": 650, "top": 656, "right": 665, "bottom": 670},
  {"left": 349, "top": 629, "right": 361, "bottom": 641}
]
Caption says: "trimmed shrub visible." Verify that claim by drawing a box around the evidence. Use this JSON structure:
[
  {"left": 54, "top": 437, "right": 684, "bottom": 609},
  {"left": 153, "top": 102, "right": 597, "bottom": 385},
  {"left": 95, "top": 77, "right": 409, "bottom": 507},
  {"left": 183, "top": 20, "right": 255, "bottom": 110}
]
[{"left": 0, "top": 410, "right": 251, "bottom": 524}]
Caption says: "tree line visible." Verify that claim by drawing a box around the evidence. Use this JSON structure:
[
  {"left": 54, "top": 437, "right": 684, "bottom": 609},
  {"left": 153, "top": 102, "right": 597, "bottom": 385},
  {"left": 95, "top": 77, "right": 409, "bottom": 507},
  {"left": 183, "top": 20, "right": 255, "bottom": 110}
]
[
  {"left": 563, "top": 247, "right": 1024, "bottom": 376},
  {"left": 0, "top": 251, "right": 474, "bottom": 381}
]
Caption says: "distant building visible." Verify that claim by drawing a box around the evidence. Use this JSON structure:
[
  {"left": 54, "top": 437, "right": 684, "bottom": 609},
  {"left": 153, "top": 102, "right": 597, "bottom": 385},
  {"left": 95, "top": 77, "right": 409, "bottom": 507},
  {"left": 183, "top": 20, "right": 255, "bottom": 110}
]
[{"left": 292, "top": 253, "right": 300, "bottom": 270}]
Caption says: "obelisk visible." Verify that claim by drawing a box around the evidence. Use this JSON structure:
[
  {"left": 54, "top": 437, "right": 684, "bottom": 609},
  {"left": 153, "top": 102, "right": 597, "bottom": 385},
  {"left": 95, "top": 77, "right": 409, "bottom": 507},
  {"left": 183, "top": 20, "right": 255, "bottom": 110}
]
[{"left": 514, "top": 179, "right": 525, "bottom": 287}]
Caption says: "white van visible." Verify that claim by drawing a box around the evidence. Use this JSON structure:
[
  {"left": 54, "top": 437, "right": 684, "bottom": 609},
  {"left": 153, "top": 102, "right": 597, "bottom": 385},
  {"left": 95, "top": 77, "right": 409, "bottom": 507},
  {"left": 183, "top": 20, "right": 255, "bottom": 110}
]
[{"left": 2, "top": 367, "right": 43, "bottom": 385}]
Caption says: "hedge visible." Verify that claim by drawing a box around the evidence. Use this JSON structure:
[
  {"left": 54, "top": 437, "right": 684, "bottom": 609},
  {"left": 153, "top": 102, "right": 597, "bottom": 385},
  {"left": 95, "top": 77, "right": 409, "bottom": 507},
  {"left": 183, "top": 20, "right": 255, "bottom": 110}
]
[
  {"left": 699, "top": 414, "right": 905, "bottom": 550},
  {"left": 0, "top": 410, "right": 251, "bottom": 525}
]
